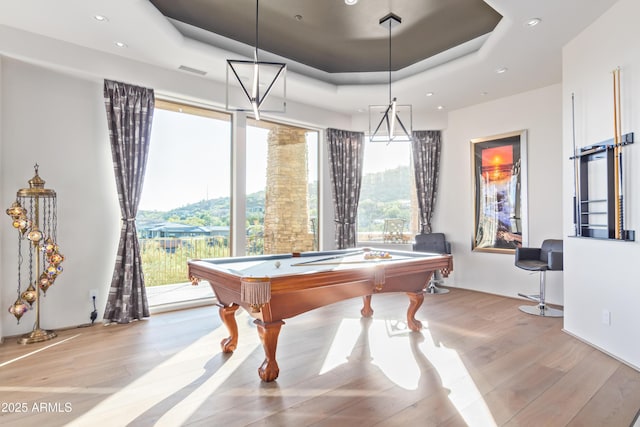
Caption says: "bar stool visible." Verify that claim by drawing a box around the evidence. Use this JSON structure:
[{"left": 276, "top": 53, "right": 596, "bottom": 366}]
[
  {"left": 413, "top": 232, "right": 451, "bottom": 294},
  {"left": 515, "top": 239, "right": 563, "bottom": 317}
]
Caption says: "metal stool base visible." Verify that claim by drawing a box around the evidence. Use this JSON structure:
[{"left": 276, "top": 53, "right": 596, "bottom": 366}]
[
  {"left": 426, "top": 270, "right": 449, "bottom": 295},
  {"left": 425, "top": 283, "right": 449, "bottom": 294},
  {"left": 518, "top": 304, "right": 563, "bottom": 317}
]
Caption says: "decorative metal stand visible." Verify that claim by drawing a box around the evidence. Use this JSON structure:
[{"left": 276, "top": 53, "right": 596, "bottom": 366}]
[{"left": 5, "top": 165, "right": 64, "bottom": 344}]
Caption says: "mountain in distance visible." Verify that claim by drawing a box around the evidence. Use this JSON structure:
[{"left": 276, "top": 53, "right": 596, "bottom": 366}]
[{"left": 138, "top": 165, "right": 411, "bottom": 228}]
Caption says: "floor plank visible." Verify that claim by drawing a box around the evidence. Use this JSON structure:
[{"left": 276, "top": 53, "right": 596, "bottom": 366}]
[{"left": 0, "top": 288, "right": 638, "bottom": 426}]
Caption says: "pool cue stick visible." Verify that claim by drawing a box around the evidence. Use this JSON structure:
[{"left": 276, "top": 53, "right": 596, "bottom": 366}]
[
  {"left": 571, "top": 93, "right": 581, "bottom": 236},
  {"left": 292, "top": 257, "right": 407, "bottom": 267},
  {"left": 292, "top": 250, "right": 364, "bottom": 265},
  {"left": 612, "top": 68, "right": 621, "bottom": 239},
  {"left": 616, "top": 67, "right": 624, "bottom": 238}
]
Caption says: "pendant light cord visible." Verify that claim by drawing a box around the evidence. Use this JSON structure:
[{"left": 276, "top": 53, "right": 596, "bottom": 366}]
[
  {"left": 255, "top": 0, "right": 259, "bottom": 62},
  {"left": 388, "top": 17, "right": 392, "bottom": 104}
]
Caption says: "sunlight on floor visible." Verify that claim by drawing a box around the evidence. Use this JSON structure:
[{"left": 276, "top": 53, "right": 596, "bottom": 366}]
[
  {"left": 0, "top": 334, "right": 81, "bottom": 368},
  {"left": 420, "top": 327, "right": 497, "bottom": 426},
  {"left": 65, "top": 321, "right": 259, "bottom": 427},
  {"left": 319, "top": 318, "right": 365, "bottom": 376},
  {"left": 320, "top": 317, "right": 497, "bottom": 426},
  {"left": 153, "top": 343, "right": 256, "bottom": 427},
  {"left": 3, "top": 312, "right": 497, "bottom": 425}
]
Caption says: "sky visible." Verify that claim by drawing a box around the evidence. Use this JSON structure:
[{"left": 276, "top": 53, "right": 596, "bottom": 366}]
[
  {"left": 139, "top": 109, "right": 231, "bottom": 211},
  {"left": 139, "top": 108, "right": 409, "bottom": 212},
  {"left": 140, "top": 110, "right": 319, "bottom": 211},
  {"left": 364, "top": 140, "right": 411, "bottom": 174}
]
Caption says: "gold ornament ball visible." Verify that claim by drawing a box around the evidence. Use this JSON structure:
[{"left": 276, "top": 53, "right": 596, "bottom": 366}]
[
  {"left": 8, "top": 298, "right": 29, "bottom": 322},
  {"left": 39, "top": 273, "right": 53, "bottom": 292},
  {"left": 27, "top": 228, "right": 43, "bottom": 242},
  {"left": 43, "top": 239, "right": 56, "bottom": 254},
  {"left": 21, "top": 284, "right": 38, "bottom": 305},
  {"left": 49, "top": 253, "right": 64, "bottom": 265},
  {"left": 6, "top": 201, "right": 26, "bottom": 218}
]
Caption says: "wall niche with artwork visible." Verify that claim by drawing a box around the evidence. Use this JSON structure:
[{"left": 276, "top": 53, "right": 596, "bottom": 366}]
[{"left": 471, "top": 129, "right": 528, "bottom": 253}]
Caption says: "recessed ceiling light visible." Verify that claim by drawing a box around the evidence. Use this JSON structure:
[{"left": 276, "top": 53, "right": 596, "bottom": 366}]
[
  {"left": 480, "top": 91, "right": 488, "bottom": 96},
  {"left": 345, "top": 0, "right": 358, "bottom": 5},
  {"left": 114, "top": 41, "right": 127, "bottom": 48},
  {"left": 426, "top": 92, "right": 434, "bottom": 97},
  {"left": 526, "top": 18, "right": 541, "bottom": 27},
  {"left": 294, "top": 14, "right": 303, "bottom": 21},
  {"left": 94, "top": 15, "right": 108, "bottom": 22},
  {"left": 496, "top": 67, "right": 508, "bottom": 74},
  {"left": 437, "top": 105, "right": 445, "bottom": 110}
]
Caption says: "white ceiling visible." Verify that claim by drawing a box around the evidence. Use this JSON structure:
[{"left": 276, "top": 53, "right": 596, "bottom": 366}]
[{"left": 0, "top": 0, "right": 619, "bottom": 115}]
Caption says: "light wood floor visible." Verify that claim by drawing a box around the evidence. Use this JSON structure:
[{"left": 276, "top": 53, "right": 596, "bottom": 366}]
[{"left": 1, "top": 288, "right": 639, "bottom": 427}]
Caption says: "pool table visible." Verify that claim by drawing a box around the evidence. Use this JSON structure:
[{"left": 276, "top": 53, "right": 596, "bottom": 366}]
[{"left": 187, "top": 248, "right": 453, "bottom": 382}]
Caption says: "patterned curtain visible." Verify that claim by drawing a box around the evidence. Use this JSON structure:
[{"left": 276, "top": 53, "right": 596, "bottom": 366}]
[
  {"left": 103, "top": 80, "right": 155, "bottom": 323},
  {"left": 412, "top": 130, "right": 442, "bottom": 234},
  {"left": 327, "top": 128, "right": 365, "bottom": 248}
]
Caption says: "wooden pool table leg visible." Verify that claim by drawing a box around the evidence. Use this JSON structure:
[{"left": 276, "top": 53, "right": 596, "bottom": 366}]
[
  {"left": 254, "top": 319, "right": 284, "bottom": 382},
  {"left": 406, "top": 292, "right": 424, "bottom": 331},
  {"left": 219, "top": 303, "right": 240, "bottom": 353},
  {"left": 361, "top": 295, "right": 374, "bottom": 317}
]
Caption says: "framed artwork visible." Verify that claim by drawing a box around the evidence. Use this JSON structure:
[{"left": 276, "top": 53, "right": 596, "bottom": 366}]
[{"left": 471, "top": 130, "right": 528, "bottom": 253}]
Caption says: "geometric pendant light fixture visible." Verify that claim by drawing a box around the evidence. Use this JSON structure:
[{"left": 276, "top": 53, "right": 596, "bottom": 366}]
[
  {"left": 369, "top": 13, "right": 412, "bottom": 142},
  {"left": 226, "top": 0, "right": 286, "bottom": 120}
]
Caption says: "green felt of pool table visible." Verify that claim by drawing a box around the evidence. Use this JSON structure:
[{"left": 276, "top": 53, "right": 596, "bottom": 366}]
[{"left": 195, "top": 249, "right": 438, "bottom": 277}]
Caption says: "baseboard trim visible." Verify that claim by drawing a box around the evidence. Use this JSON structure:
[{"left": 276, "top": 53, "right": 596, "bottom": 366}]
[
  {"left": 149, "top": 297, "right": 217, "bottom": 314},
  {"left": 562, "top": 328, "right": 640, "bottom": 373}
]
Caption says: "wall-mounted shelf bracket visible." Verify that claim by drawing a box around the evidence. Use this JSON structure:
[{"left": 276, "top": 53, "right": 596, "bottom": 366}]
[{"left": 571, "top": 132, "right": 634, "bottom": 241}]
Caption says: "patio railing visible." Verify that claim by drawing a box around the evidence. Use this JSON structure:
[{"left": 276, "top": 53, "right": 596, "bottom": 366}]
[
  {"left": 140, "top": 235, "right": 263, "bottom": 287},
  {"left": 141, "top": 232, "right": 410, "bottom": 287}
]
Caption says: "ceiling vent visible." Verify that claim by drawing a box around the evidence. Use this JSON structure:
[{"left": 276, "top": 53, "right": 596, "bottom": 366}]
[{"left": 178, "top": 65, "right": 207, "bottom": 76}]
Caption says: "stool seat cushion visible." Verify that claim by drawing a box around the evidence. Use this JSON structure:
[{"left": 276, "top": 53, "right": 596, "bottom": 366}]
[
  {"left": 515, "top": 239, "right": 563, "bottom": 271},
  {"left": 515, "top": 259, "right": 549, "bottom": 271}
]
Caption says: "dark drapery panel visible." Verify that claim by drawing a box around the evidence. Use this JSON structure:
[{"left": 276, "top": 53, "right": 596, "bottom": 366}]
[
  {"left": 412, "top": 130, "right": 442, "bottom": 234},
  {"left": 326, "top": 128, "right": 365, "bottom": 248},
  {"left": 103, "top": 79, "right": 155, "bottom": 324}
]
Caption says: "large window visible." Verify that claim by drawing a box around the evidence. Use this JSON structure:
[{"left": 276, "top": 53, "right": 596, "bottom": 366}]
[
  {"left": 357, "top": 138, "right": 415, "bottom": 244},
  {"left": 138, "top": 100, "right": 231, "bottom": 306},
  {"left": 135, "top": 103, "right": 321, "bottom": 307},
  {"left": 246, "top": 119, "right": 319, "bottom": 254}
]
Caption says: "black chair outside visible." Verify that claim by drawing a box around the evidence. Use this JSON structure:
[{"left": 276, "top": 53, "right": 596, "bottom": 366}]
[
  {"left": 515, "top": 239, "right": 563, "bottom": 317},
  {"left": 413, "top": 233, "right": 451, "bottom": 294}
]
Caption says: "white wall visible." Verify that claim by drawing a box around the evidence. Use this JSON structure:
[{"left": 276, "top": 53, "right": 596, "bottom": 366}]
[
  {"left": 437, "top": 84, "right": 564, "bottom": 303},
  {"left": 562, "top": 0, "right": 640, "bottom": 369},
  {"left": 0, "top": 58, "right": 120, "bottom": 337},
  {"left": 0, "top": 55, "right": 4, "bottom": 342}
]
